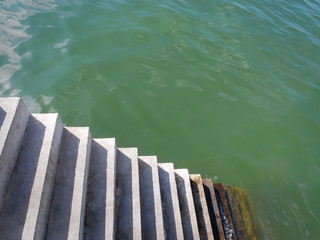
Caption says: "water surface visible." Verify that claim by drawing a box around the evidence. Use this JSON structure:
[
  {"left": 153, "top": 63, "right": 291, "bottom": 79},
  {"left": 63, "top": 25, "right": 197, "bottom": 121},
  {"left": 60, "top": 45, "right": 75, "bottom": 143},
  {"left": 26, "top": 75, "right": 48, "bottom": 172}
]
[{"left": 1, "top": 0, "right": 320, "bottom": 238}]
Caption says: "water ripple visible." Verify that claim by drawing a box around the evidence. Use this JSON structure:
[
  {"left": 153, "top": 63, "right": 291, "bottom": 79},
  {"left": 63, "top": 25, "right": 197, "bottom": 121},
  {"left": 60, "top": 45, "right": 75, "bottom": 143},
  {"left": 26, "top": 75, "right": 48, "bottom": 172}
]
[{"left": 0, "top": 0, "right": 55, "bottom": 94}]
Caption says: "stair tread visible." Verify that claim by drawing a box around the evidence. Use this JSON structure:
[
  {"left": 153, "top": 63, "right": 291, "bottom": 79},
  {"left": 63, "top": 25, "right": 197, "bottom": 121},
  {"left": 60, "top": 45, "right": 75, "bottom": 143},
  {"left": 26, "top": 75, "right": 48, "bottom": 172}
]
[
  {"left": 85, "top": 138, "right": 117, "bottom": 240},
  {"left": 0, "top": 113, "right": 63, "bottom": 240},
  {"left": 46, "top": 127, "right": 92, "bottom": 240},
  {"left": 0, "top": 98, "right": 237, "bottom": 240},
  {"left": 158, "top": 163, "right": 184, "bottom": 240},
  {"left": 0, "top": 97, "right": 30, "bottom": 210},
  {"left": 139, "top": 156, "right": 165, "bottom": 240},
  {"left": 224, "top": 186, "right": 248, "bottom": 240},
  {"left": 189, "top": 174, "right": 214, "bottom": 240},
  {"left": 213, "top": 183, "right": 236, "bottom": 240},
  {"left": 115, "top": 148, "right": 141, "bottom": 240},
  {"left": 203, "top": 179, "right": 226, "bottom": 240},
  {"left": 175, "top": 169, "right": 200, "bottom": 240}
]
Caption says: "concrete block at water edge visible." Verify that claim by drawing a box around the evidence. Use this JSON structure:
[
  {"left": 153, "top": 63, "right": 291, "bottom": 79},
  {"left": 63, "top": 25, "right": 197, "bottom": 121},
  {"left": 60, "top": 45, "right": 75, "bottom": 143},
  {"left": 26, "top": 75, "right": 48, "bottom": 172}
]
[
  {"left": 203, "top": 179, "right": 225, "bottom": 240},
  {"left": 115, "top": 148, "right": 141, "bottom": 240},
  {"left": 0, "top": 97, "right": 30, "bottom": 210},
  {"left": 189, "top": 174, "right": 214, "bottom": 240},
  {"left": 224, "top": 186, "right": 248, "bottom": 240},
  {"left": 46, "top": 127, "right": 92, "bottom": 240},
  {"left": 85, "top": 138, "right": 117, "bottom": 240},
  {"left": 0, "top": 113, "right": 64, "bottom": 240},
  {"left": 213, "top": 183, "right": 236, "bottom": 240},
  {"left": 139, "top": 156, "right": 165, "bottom": 240},
  {"left": 175, "top": 169, "right": 200, "bottom": 240},
  {"left": 158, "top": 163, "right": 184, "bottom": 240}
]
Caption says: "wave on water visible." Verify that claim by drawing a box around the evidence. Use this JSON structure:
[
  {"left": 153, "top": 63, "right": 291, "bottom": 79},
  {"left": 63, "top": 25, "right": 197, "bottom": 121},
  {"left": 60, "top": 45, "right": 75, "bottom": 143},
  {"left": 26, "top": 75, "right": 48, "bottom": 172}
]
[{"left": 0, "top": 0, "right": 56, "bottom": 95}]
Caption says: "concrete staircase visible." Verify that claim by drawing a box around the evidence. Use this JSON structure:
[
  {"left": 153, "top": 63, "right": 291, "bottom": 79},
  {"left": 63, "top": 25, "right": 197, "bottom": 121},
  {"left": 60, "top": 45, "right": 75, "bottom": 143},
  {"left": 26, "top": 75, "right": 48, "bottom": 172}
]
[{"left": 0, "top": 97, "right": 254, "bottom": 240}]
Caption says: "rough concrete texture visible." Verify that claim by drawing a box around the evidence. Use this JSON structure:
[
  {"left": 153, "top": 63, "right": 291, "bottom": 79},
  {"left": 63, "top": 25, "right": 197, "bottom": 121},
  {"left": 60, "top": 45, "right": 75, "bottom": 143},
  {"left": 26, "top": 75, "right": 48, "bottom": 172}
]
[
  {"left": 115, "top": 148, "right": 141, "bottom": 240},
  {"left": 139, "top": 156, "right": 165, "bottom": 240},
  {"left": 0, "top": 97, "right": 251, "bottom": 240},
  {"left": 213, "top": 183, "right": 236, "bottom": 240},
  {"left": 203, "top": 179, "right": 225, "bottom": 240},
  {"left": 85, "top": 138, "right": 117, "bottom": 240},
  {"left": 189, "top": 174, "right": 214, "bottom": 240},
  {"left": 0, "top": 113, "right": 63, "bottom": 240},
  {"left": 175, "top": 169, "right": 200, "bottom": 240},
  {"left": 46, "top": 127, "right": 92, "bottom": 240},
  {"left": 224, "top": 186, "right": 248, "bottom": 240},
  {"left": 0, "top": 97, "right": 30, "bottom": 211},
  {"left": 158, "top": 163, "right": 184, "bottom": 240}
]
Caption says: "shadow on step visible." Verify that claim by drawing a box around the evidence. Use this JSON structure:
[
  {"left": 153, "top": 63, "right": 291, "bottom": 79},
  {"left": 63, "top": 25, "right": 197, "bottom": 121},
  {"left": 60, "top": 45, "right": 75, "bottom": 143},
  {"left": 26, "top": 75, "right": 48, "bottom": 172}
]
[
  {"left": 0, "top": 107, "right": 5, "bottom": 127},
  {"left": 158, "top": 167, "right": 178, "bottom": 239},
  {"left": 0, "top": 116, "right": 45, "bottom": 239},
  {"left": 115, "top": 150, "right": 133, "bottom": 239},
  {"left": 139, "top": 159, "right": 156, "bottom": 239},
  {"left": 46, "top": 128, "right": 79, "bottom": 240},
  {"left": 85, "top": 140, "right": 107, "bottom": 239}
]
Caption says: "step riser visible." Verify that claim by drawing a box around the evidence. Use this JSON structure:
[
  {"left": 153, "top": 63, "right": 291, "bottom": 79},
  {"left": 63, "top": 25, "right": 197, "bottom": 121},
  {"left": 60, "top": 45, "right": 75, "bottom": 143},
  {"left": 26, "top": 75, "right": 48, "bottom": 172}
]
[
  {"left": 115, "top": 148, "right": 141, "bottom": 240},
  {"left": 46, "top": 127, "right": 92, "bottom": 240},
  {"left": 213, "top": 183, "right": 236, "bottom": 240},
  {"left": 85, "top": 138, "right": 117, "bottom": 240},
  {"left": 139, "top": 156, "right": 165, "bottom": 240},
  {"left": 190, "top": 175, "right": 214, "bottom": 240},
  {"left": 0, "top": 114, "right": 63, "bottom": 240},
  {"left": 203, "top": 179, "right": 226, "bottom": 240},
  {"left": 175, "top": 169, "right": 200, "bottom": 240},
  {"left": 0, "top": 98, "right": 249, "bottom": 240},
  {"left": 0, "top": 98, "right": 30, "bottom": 211},
  {"left": 158, "top": 163, "right": 184, "bottom": 240},
  {"left": 224, "top": 186, "right": 248, "bottom": 240}
]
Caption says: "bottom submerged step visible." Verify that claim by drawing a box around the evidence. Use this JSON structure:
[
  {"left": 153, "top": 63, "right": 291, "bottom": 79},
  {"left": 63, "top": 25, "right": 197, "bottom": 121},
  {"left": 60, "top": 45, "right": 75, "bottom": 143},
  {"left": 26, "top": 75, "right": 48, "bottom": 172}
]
[{"left": 224, "top": 186, "right": 258, "bottom": 240}]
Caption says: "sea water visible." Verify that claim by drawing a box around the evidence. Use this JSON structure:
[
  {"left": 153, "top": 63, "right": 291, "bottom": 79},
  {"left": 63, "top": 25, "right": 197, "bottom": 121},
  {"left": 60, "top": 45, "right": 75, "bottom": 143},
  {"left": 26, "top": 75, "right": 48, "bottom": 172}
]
[{"left": 1, "top": 0, "right": 320, "bottom": 238}]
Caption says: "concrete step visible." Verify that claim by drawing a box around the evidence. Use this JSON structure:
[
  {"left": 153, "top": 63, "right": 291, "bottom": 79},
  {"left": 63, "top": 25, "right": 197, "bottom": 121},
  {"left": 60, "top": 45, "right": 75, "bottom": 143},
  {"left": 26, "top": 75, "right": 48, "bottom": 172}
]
[
  {"left": 0, "top": 97, "right": 30, "bottom": 210},
  {"left": 189, "top": 174, "right": 214, "bottom": 240},
  {"left": 138, "top": 156, "right": 165, "bottom": 240},
  {"left": 213, "top": 183, "right": 236, "bottom": 240},
  {"left": 115, "top": 148, "right": 141, "bottom": 240},
  {"left": 158, "top": 163, "right": 184, "bottom": 240},
  {"left": 175, "top": 169, "right": 200, "bottom": 240},
  {"left": 84, "top": 138, "right": 117, "bottom": 240},
  {"left": 224, "top": 186, "right": 247, "bottom": 240},
  {"left": 46, "top": 127, "right": 92, "bottom": 240},
  {"left": 203, "top": 179, "right": 225, "bottom": 240},
  {"left": 0, "top": 113, "right": 63, "bottom": 240}
]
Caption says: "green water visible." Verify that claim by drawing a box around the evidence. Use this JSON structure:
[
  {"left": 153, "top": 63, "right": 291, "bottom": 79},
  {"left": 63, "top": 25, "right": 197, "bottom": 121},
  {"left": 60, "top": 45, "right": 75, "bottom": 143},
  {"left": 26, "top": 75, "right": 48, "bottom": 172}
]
[{"left": 1, "top": 0, "right": 320, "bottom": 238}]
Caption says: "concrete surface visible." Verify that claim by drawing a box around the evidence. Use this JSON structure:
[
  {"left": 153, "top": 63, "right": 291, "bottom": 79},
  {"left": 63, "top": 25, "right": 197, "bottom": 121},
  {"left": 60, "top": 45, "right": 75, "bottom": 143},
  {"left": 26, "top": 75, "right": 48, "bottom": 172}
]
[
  {"left": 224, "top": 186, "right": 247, "bottom": 240},
  {"left": 203, "top": 179, "right": 225, "bottom": 240},
  {"left": 46, "top": 127, "right": 92, "bottom": 240},
  {"left": 139, "top": 156, "right": 165, "bottom": 240},
  {"left": 84, "top": 138, "right": 117, "bottom": 240},
  {"left": 189, "top": 174, "right": 214, "bottom": 240},
  {"left": 0, "top": 97, "right": 246, "bottom": 240},
  {"left": 213, "top": 183, "right": 236, "bottom": 240},
  {"left": 0, "top": 97, "right": 30, "bottom": 211},
  {"left": 0, "top": 113, "right": 63, "bottom": 240},
  {"left": 175, "top": 169, "right": 200, "bottom": 240},
  {"left": 115, "top": 148, "right": 141, "bottom": 240},
  {"left": 158, "top": 163, "right": 184, "bottom": 240}
]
